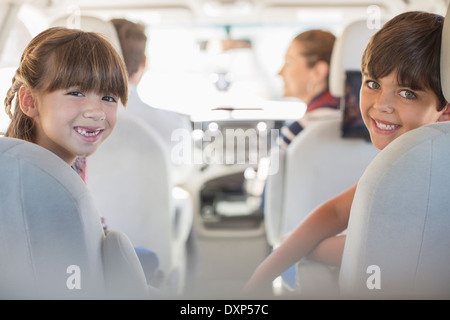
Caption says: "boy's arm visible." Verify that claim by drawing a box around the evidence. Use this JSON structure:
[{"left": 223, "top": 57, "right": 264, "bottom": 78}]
[
  {"left": 242, "top": 183, "right": 357, "bottom": 296},
  {"left": 307, "top": 234, "right": 346, "bottom": 267}
]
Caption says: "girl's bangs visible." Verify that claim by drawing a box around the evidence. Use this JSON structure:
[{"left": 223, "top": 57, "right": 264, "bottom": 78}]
[{"left": 44, "top": 33, "right": 128, "bottom": 104}]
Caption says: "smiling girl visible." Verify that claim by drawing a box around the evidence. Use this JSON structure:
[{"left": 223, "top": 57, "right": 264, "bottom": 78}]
[
  {"left": 243, "top": 11, "right": 450, "bottom": 296},
  {"left": 3, "top": 27, "right": 128, "bottom": 165},
  {"left": 2, "top": 26, "right": 167, "bottom": 289}
]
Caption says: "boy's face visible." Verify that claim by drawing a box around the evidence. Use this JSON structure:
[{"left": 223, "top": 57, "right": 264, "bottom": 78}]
[
  {"left": 33, "top": 88, "right": 118, "bottom": 164},
  {"left": 360, "top": 71, "right": 445, "bottom": 150}
]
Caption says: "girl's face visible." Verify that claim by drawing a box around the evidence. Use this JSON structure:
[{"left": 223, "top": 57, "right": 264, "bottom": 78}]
[
  {"left": 360, "top": 71, "right": 446, "bottom": 150},
  {"left": 33, "top": 88, "right": 118, "bottom": 164}
]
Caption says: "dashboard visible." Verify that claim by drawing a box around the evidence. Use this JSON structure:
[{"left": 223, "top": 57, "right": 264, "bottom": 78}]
[{"left": 192, "top": 118, "right": 285, "bottom": 231}]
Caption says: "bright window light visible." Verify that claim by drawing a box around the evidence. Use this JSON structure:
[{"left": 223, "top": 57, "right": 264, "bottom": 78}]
[
  {"left": 136, "top": 24, "right": 313, "bottom": 121},
  {"left": 296, "top": 9, "right": 343, "bottom": 24}
]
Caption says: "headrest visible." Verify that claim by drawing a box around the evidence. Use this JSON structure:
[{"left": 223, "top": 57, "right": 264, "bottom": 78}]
[
  {"left": 51, "top": 15, "right": 123, "bottom": 58},
  {"left": 441, "top": 5, "right": 450, "bottom": 102},
  {"left": 329, "top": 20, "right": 380, "bottom": 98},
  {"left": 340, "top": 121, "right": 450, "bottom": 298},
  {"left": 0, "top": 19, "right": 32, "bottom": 67},
  {"left": 0, "top": 137, "right": 105, "bottom": 298}
]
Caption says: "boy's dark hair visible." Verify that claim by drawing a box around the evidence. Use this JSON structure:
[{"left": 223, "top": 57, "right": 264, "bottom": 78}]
[
  {"left": 110, "top": 18, "right": 147, "bottom": 78},
  {"left": 362, "top": 11, "right": 447, "bottom": 111}
]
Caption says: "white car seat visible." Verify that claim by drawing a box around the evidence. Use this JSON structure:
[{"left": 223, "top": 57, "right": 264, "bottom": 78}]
[
  {"left": 87, "top": 111, "right": 192, "bottom": 295},
  {"left": 0, "top": 137, "right": 150, "bottom": 299},
  {"left": 340, "top": 121, "right": 450, "bottom": 299}
]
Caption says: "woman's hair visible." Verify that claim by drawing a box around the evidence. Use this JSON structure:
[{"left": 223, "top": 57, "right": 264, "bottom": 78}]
[
  {"left": 293, "top": 29, "right": 336, "bottom": 68},
  {"left": 110, "top": 18, "right": 147, "bottom": 78},
  {"left": 362, "top": 11, "right": 447, "bottom": 110},
  {"left": 4, "top": 26, "right": 128, "bottom": 142}
]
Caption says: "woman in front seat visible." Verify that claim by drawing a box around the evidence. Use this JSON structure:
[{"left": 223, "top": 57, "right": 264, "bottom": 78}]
[{"left": 278, "top": 29, "right": 341, "bottom": 148}]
